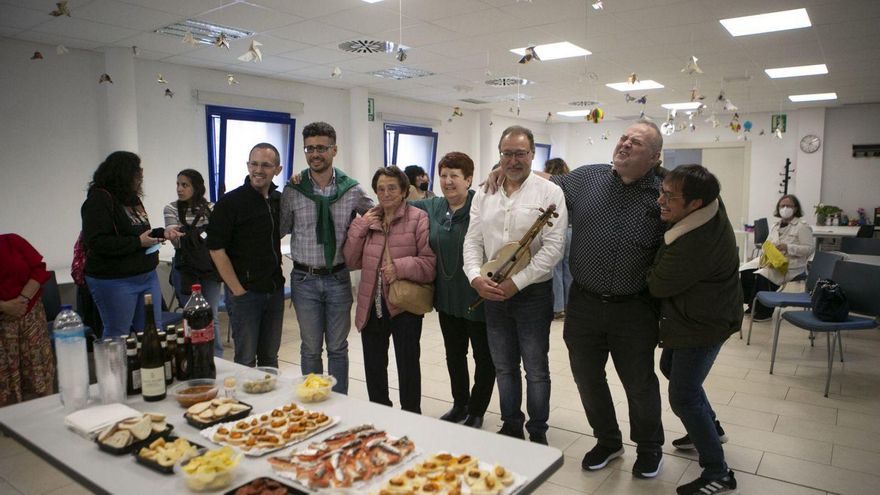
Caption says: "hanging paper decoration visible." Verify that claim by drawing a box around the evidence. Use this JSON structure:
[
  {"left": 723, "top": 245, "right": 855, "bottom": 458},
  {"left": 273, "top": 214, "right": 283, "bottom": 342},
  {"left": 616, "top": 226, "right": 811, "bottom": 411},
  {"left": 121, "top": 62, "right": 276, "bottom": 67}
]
[
  {"left": 592, "top": 1, "right": 604, "bottom": 10},
  {"left": 56, "top": 45, "right": 68, "bottom": 55},
  {"left": 99, "top": 73, "right": 113, "bottom": 84},
  {"left": 743, "top": 120, "right": 753, "bottom": 132},
  {"left": 628, "top": 72, "right": 638, "bottom": 84},
  {"left": 723, "top": 99, "right": 738, "bottom": 112},
  {"left": 705, "top": 113, "right": 720, "bottom": 128},
  {"left": 635, "top": 95, "right": 647, "bottom": 105},
  {"left": 331, "top": 66, "right": 342, "bottom": 78},
  {"left": 226, "top": 73, "right": 239, "bottom": 85},
  {"left": 586, "top": 107, "right": 604, "bottom": 123},
  {"left": 182, "top": 31, "right": 198, "bottom": 46},
  {"left": 545, "top": 112, "right": 553, "bottom": 124},
  {"left": 215, "top": 33, "right": 230, "bottom": 50},
  {"left": 238, "top": 40, "right": 263, "bottom": 63},
  {"left": 157, "top": 73, "right": 168, "bottom": 84},
  {"left": 164, "top": 88, "right": 174, "bottom": 98},
  {"left": 49, "top": 1, "right": 70, "bottom": 17},
  {"left": 625, "top": 93, "right": 636, "bottom": 103},
  {"left": 396, "top": 47, "right": 407, "bottom": 62},
  {"left": 716, "top": 90, "right": 725, "bottom": 102},
  {"left": 690, "top": 87, "right": 704, "bottom": 102},
  {"left": 518, "top": 46, "right": 540, "bottom": 64},
  {"left": 132, "top": 46, "right": 139, "bottom": 56},
  {"left": 688, "top": 113, "right": 696, "bottom": 132},
  {"left": 681, "top": 55, "right": 702, "bottom": 75},
  {"left": 729, "top": 113, "right": 741, "bottom": 133},
  {"left": 774, "top": 127, "right": 783, "bottom": 139},
  {"left": 452, "top": 107, "right": 463, "bottom": 117},
  {"left": 714, "top": 136, "right": 720, "bottom": 142},
  {"left": 587, "top": 137, "right": 594, "bottom": 145},
  {"left": 660, "top": 122, "right": 675, "bottom": 136},
  {"left": 30, "top": 51, "right": 43, "bottom": 60},
  {"left": 600, "top": 130, "right": 612, "bottom": 140},
  {"left": 489, "top": 120, "right": 493, "bottom": 127},
  {"left": 759, "top": 129, "right": 766, "bottom": 136}
]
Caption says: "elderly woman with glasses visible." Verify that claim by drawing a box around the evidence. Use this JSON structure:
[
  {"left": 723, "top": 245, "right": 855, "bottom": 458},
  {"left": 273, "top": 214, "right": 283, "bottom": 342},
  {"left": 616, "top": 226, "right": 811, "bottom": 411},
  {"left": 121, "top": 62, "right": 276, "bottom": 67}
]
[
  {"left": 344, "top": 165, "right": 435, "bottom": 414},
  {"left": 409, "top": 152, "right": 496, "bottom": 429}
]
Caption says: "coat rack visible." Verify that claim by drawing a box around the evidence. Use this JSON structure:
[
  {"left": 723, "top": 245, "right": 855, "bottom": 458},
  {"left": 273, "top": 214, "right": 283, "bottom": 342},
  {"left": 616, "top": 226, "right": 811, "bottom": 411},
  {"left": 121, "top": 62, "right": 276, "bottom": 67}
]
[{"left": 778, "top": 158, "right": 794, "bottom": 195}]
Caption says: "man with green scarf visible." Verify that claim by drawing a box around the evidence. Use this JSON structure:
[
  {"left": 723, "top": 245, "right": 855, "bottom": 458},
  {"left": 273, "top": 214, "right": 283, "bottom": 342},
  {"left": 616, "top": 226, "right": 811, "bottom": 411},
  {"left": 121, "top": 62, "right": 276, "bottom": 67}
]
[{"left": 280, "top": 122, "right": 374, "bottom": 394}]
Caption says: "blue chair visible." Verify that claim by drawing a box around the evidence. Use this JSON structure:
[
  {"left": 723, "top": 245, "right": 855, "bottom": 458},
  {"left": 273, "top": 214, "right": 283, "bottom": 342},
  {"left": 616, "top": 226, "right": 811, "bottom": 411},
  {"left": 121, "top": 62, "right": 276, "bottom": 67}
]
[
  {"left": 840, "top": 237, "right": 880, "bottom": 255},
  {"left": 778, "top": 261, "right": 880, "bottom": 397}
]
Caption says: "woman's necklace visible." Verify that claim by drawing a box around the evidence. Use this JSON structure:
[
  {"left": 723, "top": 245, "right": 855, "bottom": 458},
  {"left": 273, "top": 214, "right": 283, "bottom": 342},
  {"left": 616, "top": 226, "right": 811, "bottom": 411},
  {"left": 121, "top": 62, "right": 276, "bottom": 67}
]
[{"left": 436, "top": 204, "right": 464, "bottom": 281}]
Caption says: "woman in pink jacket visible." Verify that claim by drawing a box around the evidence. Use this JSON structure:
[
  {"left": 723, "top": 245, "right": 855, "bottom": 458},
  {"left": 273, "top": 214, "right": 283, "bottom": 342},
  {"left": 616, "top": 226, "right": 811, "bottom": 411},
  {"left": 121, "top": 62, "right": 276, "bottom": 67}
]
[{"left": 344, "top": 166, "right": 435, "bottom": 413}]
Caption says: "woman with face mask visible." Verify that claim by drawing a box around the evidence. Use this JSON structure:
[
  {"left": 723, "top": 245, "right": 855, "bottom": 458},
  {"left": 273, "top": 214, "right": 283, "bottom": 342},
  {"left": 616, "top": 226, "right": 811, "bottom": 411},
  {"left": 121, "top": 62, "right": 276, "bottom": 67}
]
[{"left": 740, "top": 194, "right": 814, "bottom": 321}]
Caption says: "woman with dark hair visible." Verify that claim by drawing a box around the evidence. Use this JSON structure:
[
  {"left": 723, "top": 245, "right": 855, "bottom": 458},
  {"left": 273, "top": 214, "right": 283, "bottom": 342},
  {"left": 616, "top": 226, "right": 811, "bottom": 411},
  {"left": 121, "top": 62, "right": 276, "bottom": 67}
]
[
  {"left": 164, "top": 169, "right": 223, "bottom": 357},
  {"left": 81, "top": 151, "right": 180, "bottom": 338},
  {"left": 344, "top": 165, "right": 435, "bottom": 413},
  {"left": 404, "top": 165, "right": 435, "bottom": 200},
  {"left": 740, "top": 194, "right": 813, "bottom": 320},
  {"left": 544, "top": 158, "right": 573, "bottom": 319},
  {"left": 410, "top": 152, "right": 495, "bottom": 428}
]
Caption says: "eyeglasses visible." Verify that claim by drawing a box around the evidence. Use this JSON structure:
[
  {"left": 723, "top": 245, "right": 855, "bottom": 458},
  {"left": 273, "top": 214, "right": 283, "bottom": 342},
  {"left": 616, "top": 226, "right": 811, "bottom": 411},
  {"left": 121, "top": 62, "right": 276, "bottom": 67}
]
[
  {"left": 658, "top": 190, "right": 684, "bottom": 201},
  {"left": 500, "top": 150, "right": 531, "bottom": 159},
  {"left": 304, "top": 145, "right": 334, "bottom": 154},
  {"left": 442, "top": 212, "right": 453, "bottom": 232},
  {"left": 246, "top": 160, "right": 277, "bottom": 169}
]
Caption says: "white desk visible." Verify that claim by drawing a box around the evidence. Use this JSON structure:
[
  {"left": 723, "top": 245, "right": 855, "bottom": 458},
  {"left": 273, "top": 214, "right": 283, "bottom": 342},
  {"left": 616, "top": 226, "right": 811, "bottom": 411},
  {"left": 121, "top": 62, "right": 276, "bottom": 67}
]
[
  {"left": 0, "top": 359, "right": 562, "bottom": 494},
  {"left": 812, "top": 226, "right": 861, "bottom": 237}
]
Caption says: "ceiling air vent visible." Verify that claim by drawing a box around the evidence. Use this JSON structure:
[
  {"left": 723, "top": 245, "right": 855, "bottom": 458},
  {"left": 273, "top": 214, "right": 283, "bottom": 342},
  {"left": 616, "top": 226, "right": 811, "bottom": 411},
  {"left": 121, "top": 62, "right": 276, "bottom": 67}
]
[
  {"left": 487, "top": 93, "right": 533, "bottom": 102},
  {"left": 485, "top": 77, "right": 532, "bottom": 87},
  {"left": 568, "top": 100, "right": 601, "bottom": 107},
  {"left": 369, "top": 67, "right": 434, "bottom": 80},
  {"left": 155, "top": 19, "right": 253, "bottom": 45},
  {"left": 460, "top": 98, "right": 490, "bottom": 104},
  {"left": 338, "top": 40, "right": 397, "bottom": 54}
]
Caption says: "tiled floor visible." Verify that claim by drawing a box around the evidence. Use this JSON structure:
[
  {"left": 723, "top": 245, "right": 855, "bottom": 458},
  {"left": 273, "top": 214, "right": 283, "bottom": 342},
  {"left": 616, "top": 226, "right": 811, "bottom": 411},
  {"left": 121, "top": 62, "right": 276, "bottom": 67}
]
[{"left": 3, "top": 298, "right": 880, "bottom": 494}]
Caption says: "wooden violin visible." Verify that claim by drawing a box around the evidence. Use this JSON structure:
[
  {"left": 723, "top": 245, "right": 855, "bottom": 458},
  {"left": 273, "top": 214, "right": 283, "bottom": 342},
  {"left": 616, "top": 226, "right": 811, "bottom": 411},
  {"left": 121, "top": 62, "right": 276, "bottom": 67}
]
[{"left": 468, "top": 204, "right": 559, "bottom": 311}]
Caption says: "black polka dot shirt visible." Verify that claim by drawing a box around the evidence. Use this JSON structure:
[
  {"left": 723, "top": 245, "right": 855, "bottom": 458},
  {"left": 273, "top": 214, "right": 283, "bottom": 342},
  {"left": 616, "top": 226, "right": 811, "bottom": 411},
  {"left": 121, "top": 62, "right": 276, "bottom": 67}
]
[{"left": 551, "top": 164, "right": 664, "bottom": 296}]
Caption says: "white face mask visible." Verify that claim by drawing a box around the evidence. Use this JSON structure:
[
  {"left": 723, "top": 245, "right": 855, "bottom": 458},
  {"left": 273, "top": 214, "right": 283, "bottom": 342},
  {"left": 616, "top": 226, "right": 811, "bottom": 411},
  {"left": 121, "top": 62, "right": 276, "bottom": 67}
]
[{"left": 779, "top": 206, "right": 795, "bottom": 219}]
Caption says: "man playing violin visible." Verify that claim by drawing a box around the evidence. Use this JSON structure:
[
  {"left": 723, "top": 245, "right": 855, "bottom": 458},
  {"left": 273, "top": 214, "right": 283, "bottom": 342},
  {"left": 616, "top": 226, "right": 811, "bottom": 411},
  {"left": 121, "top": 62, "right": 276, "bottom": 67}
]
[{"left": 462, "top": 125, "right": 567, "bottom": 445}]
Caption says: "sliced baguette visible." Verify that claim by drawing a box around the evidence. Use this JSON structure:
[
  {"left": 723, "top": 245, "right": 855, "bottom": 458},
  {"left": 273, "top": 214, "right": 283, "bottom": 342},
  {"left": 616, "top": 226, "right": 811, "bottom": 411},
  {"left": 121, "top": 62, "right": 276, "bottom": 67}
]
[
  {"left": 104, "top": 430, "right": 132, "bottom": 449},
  {"left": 129, "top": 416, "right": 152, "bottom": 440}
]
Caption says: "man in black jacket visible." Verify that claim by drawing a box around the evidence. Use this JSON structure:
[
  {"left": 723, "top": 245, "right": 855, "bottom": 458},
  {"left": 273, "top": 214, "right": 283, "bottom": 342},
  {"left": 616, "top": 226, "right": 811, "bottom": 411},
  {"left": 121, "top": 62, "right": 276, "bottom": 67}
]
[
  {"left": 647, "top": 164, "right": 741, "bottom": 495},
  {"left": 207, "top": 143, "right": 285, "bottom": 367}
]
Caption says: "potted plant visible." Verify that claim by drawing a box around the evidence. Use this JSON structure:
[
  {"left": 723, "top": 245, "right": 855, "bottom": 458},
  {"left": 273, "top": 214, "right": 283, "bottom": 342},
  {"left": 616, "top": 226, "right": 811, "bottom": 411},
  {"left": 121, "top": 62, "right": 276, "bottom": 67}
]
[{"left": 814, "top": 204, "right": 842, "bottom": 225}]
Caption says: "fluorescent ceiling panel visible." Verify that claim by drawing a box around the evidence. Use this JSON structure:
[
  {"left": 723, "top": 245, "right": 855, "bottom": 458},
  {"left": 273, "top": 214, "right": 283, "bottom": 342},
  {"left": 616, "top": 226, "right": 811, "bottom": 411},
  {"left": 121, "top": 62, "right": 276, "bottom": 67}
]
[
  {"left": 788, "top": 92, "right": 837, "bottom": 102},
  {"left": 605, "top": 80, "right": 664, "bottom": 91},
  {"left": 556, "top": 110, "right": 591, "bottom": 117},
  {"left": 720, "top": 8, "right": 811, "bottom": 37},
  {"left": 362, "top": 0, "right": 384, "bottom": 3},
  {"left": 661, "top": 102, "right": 703, "bottom": 110},
  {"left": 510, "top": 42, "right": 591, "bottom": 61},
  {"left": 765, "top": 64, "right": 828, "bottom": 78}
]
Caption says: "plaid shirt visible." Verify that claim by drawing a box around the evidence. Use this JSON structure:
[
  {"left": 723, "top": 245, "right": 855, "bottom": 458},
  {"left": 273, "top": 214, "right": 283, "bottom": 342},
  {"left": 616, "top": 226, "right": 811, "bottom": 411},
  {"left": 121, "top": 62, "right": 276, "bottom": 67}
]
[{"left": 280, "top": 171, "right": 374, "bottom": 267}]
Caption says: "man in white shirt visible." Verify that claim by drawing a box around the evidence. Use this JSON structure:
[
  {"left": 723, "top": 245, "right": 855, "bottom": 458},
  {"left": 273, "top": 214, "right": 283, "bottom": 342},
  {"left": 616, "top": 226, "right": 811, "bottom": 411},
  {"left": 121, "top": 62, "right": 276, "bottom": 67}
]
[{"left": 463, "top": 125, "right": 567, "bottom": 445}]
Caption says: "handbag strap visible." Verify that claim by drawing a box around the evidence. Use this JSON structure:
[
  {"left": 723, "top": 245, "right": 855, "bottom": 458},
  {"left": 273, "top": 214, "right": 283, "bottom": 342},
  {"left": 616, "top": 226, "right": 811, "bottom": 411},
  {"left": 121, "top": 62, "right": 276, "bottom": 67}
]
[{"left": 381, "top": 224, "right": 393, "bottom": 268}]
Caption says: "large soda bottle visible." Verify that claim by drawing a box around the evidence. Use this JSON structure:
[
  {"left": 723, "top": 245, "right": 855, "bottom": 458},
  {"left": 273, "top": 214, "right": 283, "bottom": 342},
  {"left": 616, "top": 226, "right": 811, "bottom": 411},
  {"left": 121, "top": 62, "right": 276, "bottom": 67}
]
[
  {"left": 53, "top": 305, "right": 89, "bottom": 412},
  {"left": 183, "top": 284, "right": 216, "bottom": 379}
]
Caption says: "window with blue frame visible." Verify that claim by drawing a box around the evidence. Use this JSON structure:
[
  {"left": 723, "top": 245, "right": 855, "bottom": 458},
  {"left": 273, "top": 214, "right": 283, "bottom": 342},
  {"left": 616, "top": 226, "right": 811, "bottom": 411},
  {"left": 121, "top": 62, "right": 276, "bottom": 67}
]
[
  {"left": 205, "top": 105, "right": 296, "bottom": 201},
  {"left": 532, "top": 143, "right": 552, "bottom": 172},
  {"left": 384, "top": 123, "right": 439, "bottom": 188}
]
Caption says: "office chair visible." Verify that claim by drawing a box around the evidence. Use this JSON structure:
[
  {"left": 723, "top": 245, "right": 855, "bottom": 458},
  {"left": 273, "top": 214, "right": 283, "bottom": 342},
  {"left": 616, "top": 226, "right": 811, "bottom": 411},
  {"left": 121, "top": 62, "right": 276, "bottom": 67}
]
[
  {"left": 751, "top": 218, "right": 769, "bottom": 258},
  {"left": 840, "top": 237, "right": 880, "bottom": 255},
  {"left": 856, "top": 225, "right": 874, "bottom": 238}
]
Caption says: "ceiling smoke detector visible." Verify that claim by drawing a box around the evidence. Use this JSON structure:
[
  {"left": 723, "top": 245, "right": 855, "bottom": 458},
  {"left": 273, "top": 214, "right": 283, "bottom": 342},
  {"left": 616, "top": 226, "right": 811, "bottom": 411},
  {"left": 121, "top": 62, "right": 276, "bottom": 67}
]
[
  {"left": 155, "top": 19, "right": 254, "bottom": 45},
  {"left": 338, "top": 39, "right": 397, "bottom": 53},
  {"left": 369, "top": 67, "right": 434, "bottom": 80},
  {"left": 485, "top": 76, "right": 532, "bottom": 87},
  {"left": 568, "top": 100, "right": 601, "bottom": 107}
]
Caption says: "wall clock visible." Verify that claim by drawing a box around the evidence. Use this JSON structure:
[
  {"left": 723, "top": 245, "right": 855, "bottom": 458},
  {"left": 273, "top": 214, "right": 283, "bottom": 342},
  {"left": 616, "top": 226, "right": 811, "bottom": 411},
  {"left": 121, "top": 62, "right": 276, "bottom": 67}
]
[{"left": 800, "top": 134, "right": 821, "bottom": 153}]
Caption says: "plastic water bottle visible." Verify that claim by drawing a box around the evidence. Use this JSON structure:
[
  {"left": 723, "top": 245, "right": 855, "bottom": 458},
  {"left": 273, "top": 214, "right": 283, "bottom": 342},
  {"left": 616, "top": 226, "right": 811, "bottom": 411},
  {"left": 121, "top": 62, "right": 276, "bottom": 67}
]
[{"left": 53, "top": 305, "right": 89, "bottom": 412}]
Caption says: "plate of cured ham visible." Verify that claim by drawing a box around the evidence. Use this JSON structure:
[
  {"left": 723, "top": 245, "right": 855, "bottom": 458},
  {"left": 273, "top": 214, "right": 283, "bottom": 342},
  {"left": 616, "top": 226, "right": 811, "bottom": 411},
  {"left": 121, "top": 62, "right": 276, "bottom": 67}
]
[
  {"left": 200, "top": 402, "right": 339, "bottom": 457},
  {"left": 268, "top": 424, "right": 417, "bottom": 491},
  {"left": 372, "top": 452, "right": 527, "bottom": 495}
]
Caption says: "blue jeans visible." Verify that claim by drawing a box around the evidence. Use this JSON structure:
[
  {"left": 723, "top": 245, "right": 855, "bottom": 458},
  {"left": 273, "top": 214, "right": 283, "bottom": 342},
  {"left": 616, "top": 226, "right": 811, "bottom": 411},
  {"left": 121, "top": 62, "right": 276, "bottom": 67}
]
[
  {"left": 171, "top": 264, "right": 223, "bottom": 357},
  {"left": 290, "top": 268, "right": 353, "bottom": 394},
  {"left": 228, "top": 289, "right": 284, "bottom": 367},
  {"left": 552, "top": 227, "right": 573, "bottom": 313},
  {"left": 484, "top": 280, "right": 553, "bottom": 437},
  {"left": 660, "top": 344, "right": 728, "bottom": 480},
  {"left": 86, "top": 272, "right": 162, "bottom": 339}
]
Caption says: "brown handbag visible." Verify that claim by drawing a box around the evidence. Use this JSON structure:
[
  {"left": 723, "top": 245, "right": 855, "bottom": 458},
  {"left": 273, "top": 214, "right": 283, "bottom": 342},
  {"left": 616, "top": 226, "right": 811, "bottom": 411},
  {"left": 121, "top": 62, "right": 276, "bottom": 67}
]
[{"left": 382, "top": 227, "right": 434, "bottom": 315}]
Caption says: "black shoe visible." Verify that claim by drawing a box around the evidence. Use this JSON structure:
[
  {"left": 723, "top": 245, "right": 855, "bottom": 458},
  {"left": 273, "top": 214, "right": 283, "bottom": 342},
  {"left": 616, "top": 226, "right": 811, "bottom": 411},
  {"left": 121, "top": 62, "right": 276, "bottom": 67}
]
[
  {"left": 632, "top": 451, "right": 664, "bottom": 479},
  {"left": 440, "top": 405, "right": 468, "bottom": 423},
  {"left": 677, "top": 470, "right": 737, "bottom": 495},
  {"left": 672, "top": 421, "right": 729, "bottom": 451},
  {"left": 581, "top": 444, "right": 624, "bottom": 471},
  {"left": 463, "top": 415, "right": 484, "bottom": 429},
  {"left": 497, "top": 422, "right": 525, "bottom": 440},
  {"left": 529, "top": 433, "right": 548, "bottom": 445}
]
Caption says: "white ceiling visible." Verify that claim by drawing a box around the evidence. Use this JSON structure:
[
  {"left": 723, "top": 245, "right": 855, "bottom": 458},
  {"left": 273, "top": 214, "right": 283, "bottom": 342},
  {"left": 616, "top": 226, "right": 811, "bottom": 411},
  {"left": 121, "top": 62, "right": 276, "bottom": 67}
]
[{"left": 2, "top": 0, "right": 879, "bottom": 123}]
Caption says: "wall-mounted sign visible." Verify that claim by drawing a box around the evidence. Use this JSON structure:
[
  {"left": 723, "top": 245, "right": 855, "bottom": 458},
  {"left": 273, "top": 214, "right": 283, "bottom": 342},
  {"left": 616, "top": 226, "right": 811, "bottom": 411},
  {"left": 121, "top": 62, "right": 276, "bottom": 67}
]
[
  {"left": 771, "top": 114, "right": 787, "bottom": 133},
  {"left": 368, "top": 97, "right": 375, "bottom": 122}
]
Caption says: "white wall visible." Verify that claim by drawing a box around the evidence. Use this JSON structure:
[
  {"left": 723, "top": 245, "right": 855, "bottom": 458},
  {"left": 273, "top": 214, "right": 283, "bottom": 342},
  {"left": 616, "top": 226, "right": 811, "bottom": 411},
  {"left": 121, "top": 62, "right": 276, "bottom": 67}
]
[{"left": 821, "top": 104, "right": 880, "bottom": 217}]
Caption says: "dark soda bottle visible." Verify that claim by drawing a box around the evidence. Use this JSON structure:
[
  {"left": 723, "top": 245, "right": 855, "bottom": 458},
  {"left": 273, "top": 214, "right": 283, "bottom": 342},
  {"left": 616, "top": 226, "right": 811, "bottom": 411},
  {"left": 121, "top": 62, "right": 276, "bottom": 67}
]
[{"left": 183, "top": 284, "right": 216, "bottom": 379}]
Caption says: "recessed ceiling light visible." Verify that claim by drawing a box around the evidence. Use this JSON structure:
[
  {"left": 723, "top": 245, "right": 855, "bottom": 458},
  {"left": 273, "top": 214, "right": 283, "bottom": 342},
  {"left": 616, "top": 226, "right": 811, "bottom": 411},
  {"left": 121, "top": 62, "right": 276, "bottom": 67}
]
[
  {"left": 368, "top": 67, "right": 434, "bottom": 80},
  {"left": 155, "top": 19, "right": 253, "bottom": 45},
  {"left": 661, "top": 102, "right": 704, "bottom": 110},
  {"left": 606, "top": 80, "right": 664, "bottom": 92},
  {"left": 765, "top": 64, "right": 828, "bottom": 79},
  {"left": 720, "top": 8, "right": 811, "bottom": 37},
  {"left": 362, "top": 0, "right": 384, "bottom": 3},
  {"left": 788, "top": 92, "right": 837, "bottom": 102},
  {"left": 510, "top": 42, "right": 591, "bottom": 61},
  {"left": 556, "top": 110, "right": 592, "bottom": 117}
]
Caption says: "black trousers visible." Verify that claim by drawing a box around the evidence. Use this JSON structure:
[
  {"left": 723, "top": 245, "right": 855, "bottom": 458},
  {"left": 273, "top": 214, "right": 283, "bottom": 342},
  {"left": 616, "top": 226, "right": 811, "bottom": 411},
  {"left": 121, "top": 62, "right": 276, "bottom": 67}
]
[
  {"left": 361, "top": 301, "right": 423, "bottom": 414},
  {"left": 740, "top": 269, "right": 779, "bottom": 319},
  {"left": 563, "top": 285, "right": 665, "bottom": 454},
  {"left": 438, "top": 311, "right": 495, "bottom": 417}
]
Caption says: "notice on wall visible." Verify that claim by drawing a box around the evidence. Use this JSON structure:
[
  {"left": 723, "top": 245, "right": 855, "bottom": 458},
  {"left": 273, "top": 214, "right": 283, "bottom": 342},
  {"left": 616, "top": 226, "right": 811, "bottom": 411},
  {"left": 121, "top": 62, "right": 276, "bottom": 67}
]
[
  {"left": 771, "top": 114, "right": 787, "bottom": 133},
  {"left": 368, "top": 97, "right": 375, "bottom": 122}
]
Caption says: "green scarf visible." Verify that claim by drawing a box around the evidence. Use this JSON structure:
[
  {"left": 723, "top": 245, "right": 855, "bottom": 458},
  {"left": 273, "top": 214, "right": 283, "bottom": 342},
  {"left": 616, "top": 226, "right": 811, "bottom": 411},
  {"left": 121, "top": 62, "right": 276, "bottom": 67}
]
[{"left": 289, "top": 168, "right": 359, "bottom": 268}]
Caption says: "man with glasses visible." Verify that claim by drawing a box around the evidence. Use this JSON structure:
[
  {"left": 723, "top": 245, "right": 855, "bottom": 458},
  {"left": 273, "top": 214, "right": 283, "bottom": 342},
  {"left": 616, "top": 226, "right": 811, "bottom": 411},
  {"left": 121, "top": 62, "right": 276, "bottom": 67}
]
[
  {"left": 463, "top": 125, "right": 566, "bottom": 445},
  {"left": 280, "top": 122, "right": 373, "bottom": 394},
  {"left": 208, "top": 142, "right": 285, "bottom": 367}
]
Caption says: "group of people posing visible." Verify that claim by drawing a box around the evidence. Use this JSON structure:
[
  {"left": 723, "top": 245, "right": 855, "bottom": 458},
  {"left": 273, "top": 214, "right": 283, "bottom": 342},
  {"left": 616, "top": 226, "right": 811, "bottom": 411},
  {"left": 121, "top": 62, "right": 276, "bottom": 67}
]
[{"left": 70, "top": 119, "right": 758, "bottom": 495}]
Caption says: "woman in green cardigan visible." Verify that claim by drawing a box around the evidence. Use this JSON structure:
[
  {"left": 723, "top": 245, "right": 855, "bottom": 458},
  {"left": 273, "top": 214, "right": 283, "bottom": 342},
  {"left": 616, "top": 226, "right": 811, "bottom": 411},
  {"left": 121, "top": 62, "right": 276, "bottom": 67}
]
[{"left": 411, "top": 152, "right": 495, "bottom": 429}]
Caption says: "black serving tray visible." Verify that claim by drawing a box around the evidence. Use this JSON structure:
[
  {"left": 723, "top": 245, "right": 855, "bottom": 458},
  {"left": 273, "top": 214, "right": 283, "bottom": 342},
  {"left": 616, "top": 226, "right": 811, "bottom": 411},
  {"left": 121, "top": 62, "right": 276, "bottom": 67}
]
[
  {"left": 224, "top": 477, "right": 308, "bottom": 495},
  {"left": 96, "top": 424, "right": 175, "bottom": 456},
  {"left": 132, "top": 435, "right": 205, "bottom": 474},
  {"left": 184, "top": 401, "right": 254, "bottom": 430}
]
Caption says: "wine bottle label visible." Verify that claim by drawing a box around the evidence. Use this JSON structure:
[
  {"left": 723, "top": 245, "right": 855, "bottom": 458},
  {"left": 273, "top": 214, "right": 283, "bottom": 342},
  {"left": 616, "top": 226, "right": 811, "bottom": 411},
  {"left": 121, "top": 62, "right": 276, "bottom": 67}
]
[
  {"left": 132, "top": 369, "right": 141, "bottom": 390},
  {"left": 141, "top": 367, "right": 166, "bottom": 396},
  {"left": 190, "top": 322, "right": 215, "bottom": 344}
]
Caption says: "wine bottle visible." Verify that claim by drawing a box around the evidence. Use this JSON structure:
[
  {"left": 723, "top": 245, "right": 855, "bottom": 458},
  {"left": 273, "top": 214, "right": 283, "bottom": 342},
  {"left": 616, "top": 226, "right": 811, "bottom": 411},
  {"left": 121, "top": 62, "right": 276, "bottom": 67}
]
[
  {"left": 165, "top": 326, "right": 177, "bottom": 382},
  {"left": 140, "top": 294, "right": 167, "bottom": 402},
  {"left": 175, "top": 328, "right": 189, "bottom": 381},
  {"left": 125, "top": 338, "right": 141, "bottom": 395},
  {"left": 159, "top": 331, "right": 173, "bottom": 386}
]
